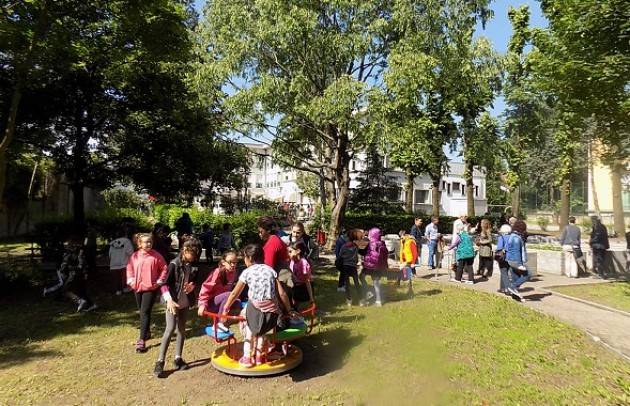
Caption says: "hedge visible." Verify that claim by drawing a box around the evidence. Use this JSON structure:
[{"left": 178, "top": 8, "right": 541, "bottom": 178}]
[{"left": 341, "top": 213, "right": 496, "bottom": 235}]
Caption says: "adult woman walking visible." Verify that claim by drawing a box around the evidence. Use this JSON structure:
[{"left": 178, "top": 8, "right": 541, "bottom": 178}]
[{"left": 476, "top": 219, "right": 494, "bottom": 278}]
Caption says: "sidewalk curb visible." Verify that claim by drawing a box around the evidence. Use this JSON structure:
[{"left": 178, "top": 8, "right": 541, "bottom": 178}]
[{"left": 538, "top": 286, "right": 630, "bottom": 319}]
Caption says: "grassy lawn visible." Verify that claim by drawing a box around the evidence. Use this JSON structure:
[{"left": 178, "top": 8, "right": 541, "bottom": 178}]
[
  {"left": 552, "top": 282, "right": 630, "bottom": 313},
  {"left": 1, "top": 262, "right": 629, "bottom": 405}
]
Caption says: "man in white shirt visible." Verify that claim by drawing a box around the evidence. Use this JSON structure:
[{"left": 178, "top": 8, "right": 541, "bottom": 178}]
[{"left": 424, "top": 216, "right": 440, "bottom": 269}]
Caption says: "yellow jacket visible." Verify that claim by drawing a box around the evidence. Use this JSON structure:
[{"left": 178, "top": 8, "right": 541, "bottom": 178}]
[{"left": 399, "top": 236, "right": 418, "bottom": 265}]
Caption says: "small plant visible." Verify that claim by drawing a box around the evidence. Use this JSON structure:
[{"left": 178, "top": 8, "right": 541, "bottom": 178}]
[{"left": 536, "top": 216, "right": 550, "bottom": 231}]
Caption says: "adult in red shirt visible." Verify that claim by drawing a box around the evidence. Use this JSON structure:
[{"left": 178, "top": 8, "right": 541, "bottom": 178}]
[{"left": 257, "top": 216, "right": 289, "bottom": 271}]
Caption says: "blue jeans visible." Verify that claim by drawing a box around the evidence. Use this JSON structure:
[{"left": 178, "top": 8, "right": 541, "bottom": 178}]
[
  {"left": 508, "top": 261, "right": 529, "bottom": 290},
  {"left": 427, "top": 240, "right": 437, "bottom": 268}
]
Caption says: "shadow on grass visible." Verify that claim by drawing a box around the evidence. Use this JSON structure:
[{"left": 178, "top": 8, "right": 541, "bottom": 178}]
[
  {"left": 523, "top": 292, "right": 552, "bottom": 302},
  {"left": 291, "top": 327, "right": 365, "bottom": 382}
]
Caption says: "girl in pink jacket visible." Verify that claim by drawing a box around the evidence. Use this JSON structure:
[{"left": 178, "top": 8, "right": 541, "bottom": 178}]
[
  {"left": 126, "top": 233, "right": 168, "bottom": 353},
  {"left": 197, "top": 250, "right": 241, "bottom": 333}
]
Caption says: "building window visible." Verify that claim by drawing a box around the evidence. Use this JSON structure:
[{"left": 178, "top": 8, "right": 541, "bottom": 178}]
[
  {"left": 461, "top": 185, "right": 465, "bottom": 196},
  {"left": 415, "top": 190, "right": 429, "bottom": 204},
  {"left": 623, "top": 190, "right": 630, "bottom": 211},
  {"left": 447, "top": 183, "right": 451, "bottom": 196},
  {"left": 285, "top": 176, "right": 289, "bottom": 181},
  {"left": 441, "top": 181, "right": 446, "bottom": 191},
  {"left": 352, "top": 161, "right": 356, "bottom": 171},
  {"left": 452, "top": 182, "right": 460, "bottom": 193},
  {"left": 475, "top": 186, "right": 479, "bottom": 198}
]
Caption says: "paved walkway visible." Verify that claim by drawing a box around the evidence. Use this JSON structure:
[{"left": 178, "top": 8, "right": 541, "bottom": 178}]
[{"left": 420, "top": 265, "right": 630, "bottom": 361}]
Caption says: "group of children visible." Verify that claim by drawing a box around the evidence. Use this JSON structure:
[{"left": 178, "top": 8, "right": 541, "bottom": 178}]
[{"left": 334, "top": 227, "right": 399, "bottom": 308}]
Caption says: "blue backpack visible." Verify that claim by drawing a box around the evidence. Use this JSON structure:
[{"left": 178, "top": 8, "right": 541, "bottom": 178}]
[{"left": 456, "top": 231, "right": 475, "bottom": 260}]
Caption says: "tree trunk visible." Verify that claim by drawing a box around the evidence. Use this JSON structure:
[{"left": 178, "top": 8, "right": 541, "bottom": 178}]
[
  {"left": 72, "top": 183, "right": 85, "bottom": 226},
  {"left": 511, "top": 186, "right": 520, "bottom": 218},
  {"left": 588, "top": 142, "right": 601, "bottom": 216},
  {"left": 431, "top": 176, "right": 441, "bottom": 217},
  {"left": 405, "top": 170, "right": 414, "bottom": 213},
  {"left": 610, "top": 162, "right": 625, "bottom": 237},
  {"left": 559, "top": 178, "right": 570, "bottom": 231},
  {"left": 465, "top": 159, "right": 475, "bottom": 217},
  {"left": 318, "top": 168, "right": 327, "bottom": 228},
  {"left": 326, "top": 126, "right": 350, "bottom": 250}
]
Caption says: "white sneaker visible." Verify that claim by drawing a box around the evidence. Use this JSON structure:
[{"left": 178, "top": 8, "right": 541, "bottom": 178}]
[
  {"left": 217, "top": 322, "right": 230, "bottom": 333},
  {"left": 76, "top": 299, "right": 88, "bottom": 312},
  {"left": 115, "top": 290, "right": 122, "bottom": 296},
  {"left": 449, "top": 278, "right": 458, "bottom": 283},
  {"left": 346, "top": 299, "right": 352, "bottom": 308},
  {"left": 337, "top": 287, "right": 346, "bottom": 292},
  {"left": 359, "top": 299, "right": 367, "bottom": 307},
  {"left": 507, "top": 287, "right": 522, "bottom": 300},
  {"left": 84, "top": 303, "right": 98, "bottom": 312},
  {"left": 375, "top": 301, "right": 383, "bottom": 307},
  {"left": 464, "top": 280, "right": 474, "bottom": 285}
]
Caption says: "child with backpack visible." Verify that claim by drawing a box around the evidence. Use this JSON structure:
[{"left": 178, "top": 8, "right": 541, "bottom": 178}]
[
  {"left": 448, "top": 223, "right": 476, "bottom": 284},
  {"left": 109, "top": 228, "right": 134, "bottom": 295},
  {"left": 361, "top": 228, "right": 389, "bottom": 306}
]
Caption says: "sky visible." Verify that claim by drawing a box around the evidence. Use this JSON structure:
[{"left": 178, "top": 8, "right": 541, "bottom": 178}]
[{"left": 192, "top": 1, "right": 548, "bottom": 158}]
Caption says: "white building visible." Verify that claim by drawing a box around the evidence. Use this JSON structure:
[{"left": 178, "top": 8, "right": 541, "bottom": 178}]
[{"left": 243, "top": 143, "right": 487, "bottom": 216}]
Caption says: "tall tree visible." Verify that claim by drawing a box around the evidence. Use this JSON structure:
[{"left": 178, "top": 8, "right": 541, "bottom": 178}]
[
  {"left": 534, "top": 0, "right": 630, "bottom": 235},
  {"left": 503, "top": 5, "right": 551, "bottom": 217},
  {"left": 200, "top": 1, "right": 395, "bottom": 247},
  {"left": 0, "top": 0, "right": 51, "bottom": 203}
]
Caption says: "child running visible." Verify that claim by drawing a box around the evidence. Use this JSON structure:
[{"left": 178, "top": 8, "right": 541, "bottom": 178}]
[
  {"left": 288, "top": 241, "right": 314, "bottom": 307},
  {"left": 197, "top": 250, "right": 241, "bottom": 332},
  {"left": 43, "top": 235, "right": 97, "bottom": 312},
  {"left": 220, "top": 244, "right": 294, "bottom": 368},
  {"left": 127, "top": 233, "right": 168, "bottom": 353},
  {"left": 361, "top": 227, "right": 389, "bottom": 306}
]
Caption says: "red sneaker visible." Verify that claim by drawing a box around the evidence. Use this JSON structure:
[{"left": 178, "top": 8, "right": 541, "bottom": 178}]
[{"left": 238, "top": 356, "right": 254, "bottom": 368}]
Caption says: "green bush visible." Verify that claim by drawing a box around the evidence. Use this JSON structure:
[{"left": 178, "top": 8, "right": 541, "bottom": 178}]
[
  {"left": 153, "top": 205, "right": 270, "bottom": 247},
  {"left": 343, "top": 213, "right": 490, "bottom": 235},
  {"left": 536, "top": 216, "right": 550, "bottom": 231}
]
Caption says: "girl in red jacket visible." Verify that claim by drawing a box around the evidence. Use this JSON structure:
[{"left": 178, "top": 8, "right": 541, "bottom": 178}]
[
  {"left": 197, "top": 250, "right": 241, "bottom": 332},
  {"left": 127, "top": 233, "right": 168, "bottom": 353}
]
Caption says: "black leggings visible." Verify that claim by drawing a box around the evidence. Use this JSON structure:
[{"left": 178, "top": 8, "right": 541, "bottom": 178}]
[
  {"left": 456, "top": 257, "right": 474, "bottom": 281},
  {"left": 478, "top": 256, "right": 494, "bottom": 276},
  {"left": 135, "top": 290, "right": 157, "bottom": 340},
  {"left": 342, "top": 266, "right": 363, "bottom": 302}
]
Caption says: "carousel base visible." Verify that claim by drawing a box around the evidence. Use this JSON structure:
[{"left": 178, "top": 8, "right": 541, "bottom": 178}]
[{"left": 211, "top": 342, "right": 303, "bottom": 377}]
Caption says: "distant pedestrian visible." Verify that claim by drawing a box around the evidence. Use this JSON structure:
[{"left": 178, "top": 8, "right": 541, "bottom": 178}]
[
  {"left": 174, "top": 212, "right": 194, "bottom": 248},
  {"left": 199, "top": 223, "right": 215, "bottom": 263},
  {"left": 495, "top": 224, "right": 512, "bottom": 295},
  {"left": 559, "top": 216, "right": 585, "bottom": 278},
  {"left": 410, "top": 217, "right": 424, "bottom": 270},
  {"left": 424, "top": 216, "right": 440, "bottom": 270},
  {"left": 506, "top": 220, "right": 529, "bottom": 301},
  {"left": 448, "top": 223, "right": 476, "bottom": 284},
  {"left": 218, "top": 223, "right": 237, "bottom": 253},
  {"left": 589, "top": 216, "right": 609, "bottom": 277},
  {"left": 476, "top": 219, "right": 493, "bottom": 278}
]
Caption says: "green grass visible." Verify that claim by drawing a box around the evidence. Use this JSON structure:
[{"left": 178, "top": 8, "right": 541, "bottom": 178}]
[
  {"left": 552, "top": 282, "right": 630, "bottom": 313},
  {"left": 0, "top": 263, "right": 629, "bottom": 405}
]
